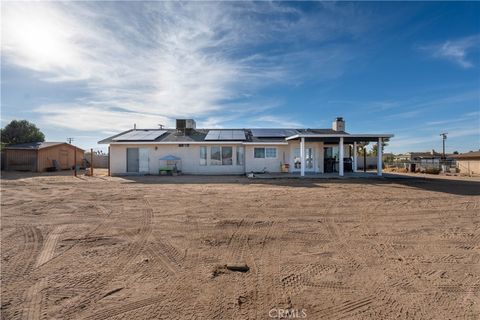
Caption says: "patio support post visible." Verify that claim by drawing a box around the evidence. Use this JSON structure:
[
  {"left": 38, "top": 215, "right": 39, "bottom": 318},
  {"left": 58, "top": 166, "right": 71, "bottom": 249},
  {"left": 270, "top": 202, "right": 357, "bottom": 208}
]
[
  {"left": 339, "top": 137, "right": 344, "bottom": 177},
  {"left": 353, "top": 141, "right": 358, "bottom": 172},
  {"left": 300, "top": 137, "right": 305, "bottom": 177},
  {"left": 377, "top": 137, "right": 383, "bottom": 176}
]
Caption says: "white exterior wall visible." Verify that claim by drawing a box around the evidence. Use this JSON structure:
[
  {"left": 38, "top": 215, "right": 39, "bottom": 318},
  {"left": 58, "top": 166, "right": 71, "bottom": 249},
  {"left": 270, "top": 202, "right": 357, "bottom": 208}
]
[
  {"left": 109, "top": 141, "right": 329, "bottom": 175},
  {"left": 110, "top": 144, "right": 245, "bottom": 175},
  {"left": 244, "top": 145, "right": 289, "bottom": 173}
]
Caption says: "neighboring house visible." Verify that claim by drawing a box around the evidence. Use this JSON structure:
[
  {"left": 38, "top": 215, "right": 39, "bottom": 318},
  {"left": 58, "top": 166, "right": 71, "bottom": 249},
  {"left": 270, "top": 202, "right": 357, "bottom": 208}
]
[
  {"left": 99, "top": 118, "right": 393, "bottom": 177},
  {"left": 4, "top": 142, "right": 84, "bottom": 172},
  {"left": 452, "top": 151, "right": 480, "bottom": 176},
  {"left": 394, "top": 150, "right": 444, "bottom": 163}
]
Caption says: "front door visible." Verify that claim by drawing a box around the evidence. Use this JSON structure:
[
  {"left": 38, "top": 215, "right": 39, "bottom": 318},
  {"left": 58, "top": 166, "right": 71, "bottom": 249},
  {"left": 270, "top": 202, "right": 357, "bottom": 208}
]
[
  {"left": 139, "top": 148, "right": 149, "bottom": 173},
  {"left": 293, "top": 148, "right": 314, "bottom": 171},
  {"left": 127, "top": 148, "right": 139, "bottom": 172},
  {"left": 324, "top": 147, "right": 336, "bottom": 173}
]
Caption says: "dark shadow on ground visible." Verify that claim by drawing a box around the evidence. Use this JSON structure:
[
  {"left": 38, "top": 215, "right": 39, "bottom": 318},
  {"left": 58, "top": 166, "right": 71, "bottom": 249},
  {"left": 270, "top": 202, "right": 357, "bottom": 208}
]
[
  {"left": 2, "top": 171, "right": 479, "bottom": 196},
  {"left": 116, "top": 174, "right": 480, "bottom": 196}
]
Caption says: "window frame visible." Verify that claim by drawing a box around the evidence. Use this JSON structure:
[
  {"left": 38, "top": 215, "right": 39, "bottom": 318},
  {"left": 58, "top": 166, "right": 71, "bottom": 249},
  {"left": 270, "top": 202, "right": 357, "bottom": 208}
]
[
  {"left": 254, "top": 147, "right": 277, "bottom": 159},
  {"left": 254, "top": 147, "right": 265, "bottom": 159},
  {"left": 221, "top": 146, "right": 233, "bottom": 166},
  {"left": 236, "top": 146, "right": 245, "bottom": 166},
  {"left": 210, "top": 146, "right": 221, "bottom": 165},
  {"left": 265, "top": 147, "right": 277, "bottom": 159},
  {"left": 199, "top": 146, "right": 207, "bottom": 166},
  {"left": 210, "top": 146, "right": 233, "bottom": 166}
]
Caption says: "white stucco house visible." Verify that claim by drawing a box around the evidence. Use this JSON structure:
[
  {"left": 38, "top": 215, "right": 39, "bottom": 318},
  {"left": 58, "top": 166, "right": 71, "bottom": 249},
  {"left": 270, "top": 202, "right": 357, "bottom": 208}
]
[{"left": 99, "top": 118, "right": 393, "bottom": 177}]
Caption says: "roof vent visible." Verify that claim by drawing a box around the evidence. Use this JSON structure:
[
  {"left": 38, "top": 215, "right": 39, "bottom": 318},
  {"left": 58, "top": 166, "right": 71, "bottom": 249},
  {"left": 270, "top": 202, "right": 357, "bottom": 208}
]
[{"left": 332, "top": 117, "right": 345, "bottom": 132}]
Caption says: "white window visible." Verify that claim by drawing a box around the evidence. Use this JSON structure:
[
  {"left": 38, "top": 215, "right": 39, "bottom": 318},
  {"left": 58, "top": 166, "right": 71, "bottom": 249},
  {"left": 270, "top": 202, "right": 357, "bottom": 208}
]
[
  {"left": 211, "top": 146, "right": 221, "bottom": 165},
  {"left": 254, "top": 148, "right": 265, "bottom": 158},
  {"left": 266, "top": 148, "right": 277, "bottom": 158},
  {"left": 200, "top": 146, "right": 207, "bottom": 166},
  {"left": 254, "top": 147, "right": 277, "bottom": 159},
  {"left": 222, "top": 147, "right": 233, "bottom": 165},
  {"left": 236, "top": 146, "right": 245, "bottom": 165},
  {"left": 211, "top": 146, "right": 232, "bottom": 165}
]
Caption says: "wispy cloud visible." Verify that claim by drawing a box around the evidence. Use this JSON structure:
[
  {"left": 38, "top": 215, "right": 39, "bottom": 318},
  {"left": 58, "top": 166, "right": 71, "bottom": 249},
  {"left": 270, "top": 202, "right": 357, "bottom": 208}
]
[
  {"left": 421, "top": 34, "right": 480, "bottom": 68},
  {"left": 250, "top": 115, "right": 304, "bottom": 128},
  {"left": 1, "top": 2, "right": 367, "bottom": 134}
]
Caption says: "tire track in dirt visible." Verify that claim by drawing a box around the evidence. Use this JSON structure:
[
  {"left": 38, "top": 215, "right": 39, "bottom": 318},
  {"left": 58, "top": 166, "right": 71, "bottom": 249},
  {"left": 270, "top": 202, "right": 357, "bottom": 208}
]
[
  {"left": 358, "top": 204, "right": 438, "bottom": 318},
  {"left": 35, "top": 205, "right": 112, "bottom": 269},
  {"left": 22, "top": 278, "right": 47, "bottom": 320},
  {"left": 314, "top": 295, "right": 377, "bottom": 320},
  {"left": 325, "top": 217, "right": 366, "bottom": 269},
  {"left": 85, "top": 216, "right": 193, "bottom": 319},
  {"left": 35, "top": 226, "right": 65, "bottom": 268},
  {"left": 4, "top": 226, "right": 43, "bottom": 285},
  {"left": 123, "top": 229, "right": 179, "bottom": 276},
  {"left": 248, "top": 220, "right": 279, "bottom": 319},
  {"left": 61, "top": 196, "right": 153, "bottom": 318},
  {"left": 281, "top": 264, "right": 336, "bottom": 296},
  {"left": 208, "top": 217, "right": 254, "bottom": 320},
  {"left": 84, "top": 296, "right": 164, "bottom": 320}
]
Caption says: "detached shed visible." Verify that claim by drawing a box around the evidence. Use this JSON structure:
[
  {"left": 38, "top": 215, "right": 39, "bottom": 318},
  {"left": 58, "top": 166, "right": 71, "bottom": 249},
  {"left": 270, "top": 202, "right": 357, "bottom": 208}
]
[
  {"left": 4, "top": 142, "right": 84, "bottom": 172},
  {"left": 452, "top": 151, "right": 480, "bottom": 176}
]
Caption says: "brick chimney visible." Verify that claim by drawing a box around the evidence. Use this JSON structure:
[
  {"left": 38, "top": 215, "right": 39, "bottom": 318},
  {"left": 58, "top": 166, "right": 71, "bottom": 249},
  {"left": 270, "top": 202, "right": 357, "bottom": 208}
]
[{"left": 332, "top": 117, "right": 345, "bottom": 132}]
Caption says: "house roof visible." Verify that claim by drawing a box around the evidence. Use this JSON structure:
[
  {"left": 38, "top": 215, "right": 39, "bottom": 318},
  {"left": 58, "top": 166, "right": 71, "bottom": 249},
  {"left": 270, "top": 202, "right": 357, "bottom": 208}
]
[
  {"left": 451, "top": 151, "right": 480, "bottom": 160},
  {"left": 5, "top": 142, "right": 84, "bottom": 151},
  {"left": 99, "top": 127, "right": 393, "bottom": 144}
]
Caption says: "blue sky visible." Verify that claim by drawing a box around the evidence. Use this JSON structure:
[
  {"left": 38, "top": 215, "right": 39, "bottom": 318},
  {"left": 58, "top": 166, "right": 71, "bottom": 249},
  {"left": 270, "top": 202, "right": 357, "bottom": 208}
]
[{"left": 1, "top": 1, "right": 479, "bottom": 153}]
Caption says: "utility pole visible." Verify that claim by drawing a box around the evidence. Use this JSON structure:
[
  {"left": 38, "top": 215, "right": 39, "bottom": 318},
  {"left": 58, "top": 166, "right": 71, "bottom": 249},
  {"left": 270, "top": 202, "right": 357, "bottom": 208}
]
[
  {"left": 158, "top": 124, "right": 164, "bottom": 129},
  {"left": 440, "top": 133, "right": 448, "bottom": 160},
  {"left": 67, "top": 137, "right": 74, "bottom": 144}
]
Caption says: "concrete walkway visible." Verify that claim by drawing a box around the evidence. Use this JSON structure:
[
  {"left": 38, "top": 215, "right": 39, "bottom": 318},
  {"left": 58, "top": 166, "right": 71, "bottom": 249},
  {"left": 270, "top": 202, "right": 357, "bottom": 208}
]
[{"left": 248, "top": 171, "right": 407, "bottom": 179}]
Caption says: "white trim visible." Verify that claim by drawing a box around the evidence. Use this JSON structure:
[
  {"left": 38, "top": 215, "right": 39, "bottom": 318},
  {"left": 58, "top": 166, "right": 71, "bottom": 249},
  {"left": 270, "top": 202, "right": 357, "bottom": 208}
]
[
  {"left": 286, "top": 133, "right": 394, "bottom": 140},
  {"left": 353, "top": 141, "right": 358, "bottom": 172},
  {"left": 109, "top": 141, "right": 288, "bottom": 145},
  {"left": 300, "top": 137, "right": 305, "bottom": 177},
  {"left": 243, "top": 142, "right": 289, "bottom": 145},
  {"left": 377, "top": 137, "right": 383, "bottom": 176},
  {"left": 339, "top": 137, "right": 344, "bottom": 177}
]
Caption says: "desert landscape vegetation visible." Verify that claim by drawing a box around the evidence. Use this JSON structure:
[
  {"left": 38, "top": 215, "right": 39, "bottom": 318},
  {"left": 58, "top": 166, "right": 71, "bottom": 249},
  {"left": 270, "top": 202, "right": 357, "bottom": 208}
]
[{"left": 1, "top": 171, "right": 479, "bottom": 319}]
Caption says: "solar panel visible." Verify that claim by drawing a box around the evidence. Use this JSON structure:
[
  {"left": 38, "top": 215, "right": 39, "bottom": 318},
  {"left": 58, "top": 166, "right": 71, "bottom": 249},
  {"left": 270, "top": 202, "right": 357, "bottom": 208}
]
[
  {"left": 251, "top": 129, "right": 298, "bottom": 138},
  {"left": 204, "top": 130, "right": 220, "bottom": 140},
  {"left": 205, "top": 130, "right": 246, "bottom": 141},
  {"left": 112, "top": 130, "right": 167, "bottom": 141}
]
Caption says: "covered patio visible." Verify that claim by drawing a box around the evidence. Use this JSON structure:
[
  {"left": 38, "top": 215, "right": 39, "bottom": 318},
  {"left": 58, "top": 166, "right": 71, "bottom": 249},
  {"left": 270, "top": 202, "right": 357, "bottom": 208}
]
[{"left": 285, "top": 133, "right": 394, "bottom": 177}]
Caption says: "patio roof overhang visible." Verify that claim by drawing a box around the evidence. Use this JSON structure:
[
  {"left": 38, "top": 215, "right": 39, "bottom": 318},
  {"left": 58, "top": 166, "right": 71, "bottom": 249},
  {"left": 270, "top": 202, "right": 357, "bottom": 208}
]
[{"left": 285, "top": 133, "right": 394, "bottom": 143}]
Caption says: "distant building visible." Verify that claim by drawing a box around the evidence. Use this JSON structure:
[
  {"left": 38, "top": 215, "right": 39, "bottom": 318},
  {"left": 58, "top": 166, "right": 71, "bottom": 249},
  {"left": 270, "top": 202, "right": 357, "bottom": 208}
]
[
  {"left": 4, "top": 142, "right": 84, "bottom": 172},
  {"left": 394, "top": 150, "right": 444, "bottom": 163},
  {"left": 452, "top": 151, "right": 480, "bottom": 176}
]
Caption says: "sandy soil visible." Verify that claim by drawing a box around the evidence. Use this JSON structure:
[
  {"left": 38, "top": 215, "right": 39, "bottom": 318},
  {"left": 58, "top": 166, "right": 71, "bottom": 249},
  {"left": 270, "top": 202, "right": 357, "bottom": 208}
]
[{"left": 1, "top": 171, "right": 479, "bottom": 319}]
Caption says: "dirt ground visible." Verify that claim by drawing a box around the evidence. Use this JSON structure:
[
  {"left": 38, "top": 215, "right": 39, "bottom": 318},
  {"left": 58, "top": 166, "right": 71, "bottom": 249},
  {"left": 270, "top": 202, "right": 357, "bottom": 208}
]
[{"left": 1, "top": 171, "right": 479, "bottom": 319}]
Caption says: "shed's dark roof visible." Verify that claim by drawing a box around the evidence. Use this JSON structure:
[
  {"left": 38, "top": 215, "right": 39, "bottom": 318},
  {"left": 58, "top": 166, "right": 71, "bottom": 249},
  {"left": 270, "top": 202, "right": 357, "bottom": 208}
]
[
  {"left": 5, "top": 142, "right": 84, "bottom": 151},
  {"left": 451, "top": 151, "right": 480, "bottom": 160}
]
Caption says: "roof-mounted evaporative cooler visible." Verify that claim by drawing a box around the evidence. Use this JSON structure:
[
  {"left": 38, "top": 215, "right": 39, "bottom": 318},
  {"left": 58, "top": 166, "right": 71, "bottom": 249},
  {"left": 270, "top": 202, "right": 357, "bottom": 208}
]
[{"left": 176, "top": 119, "right": 196, "bottom": 135}]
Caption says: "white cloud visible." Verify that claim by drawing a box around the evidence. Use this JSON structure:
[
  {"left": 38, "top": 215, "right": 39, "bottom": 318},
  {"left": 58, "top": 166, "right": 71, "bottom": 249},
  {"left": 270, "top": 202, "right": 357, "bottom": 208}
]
[
  {"left": 251, "top": 115, "right": 304, "bottom": 128},
  {"left": 423, "top": 35, "right": 480, "bottom": 68},
  {"left": 2, "top": 2, "right": 368, "bottom": 133}
]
